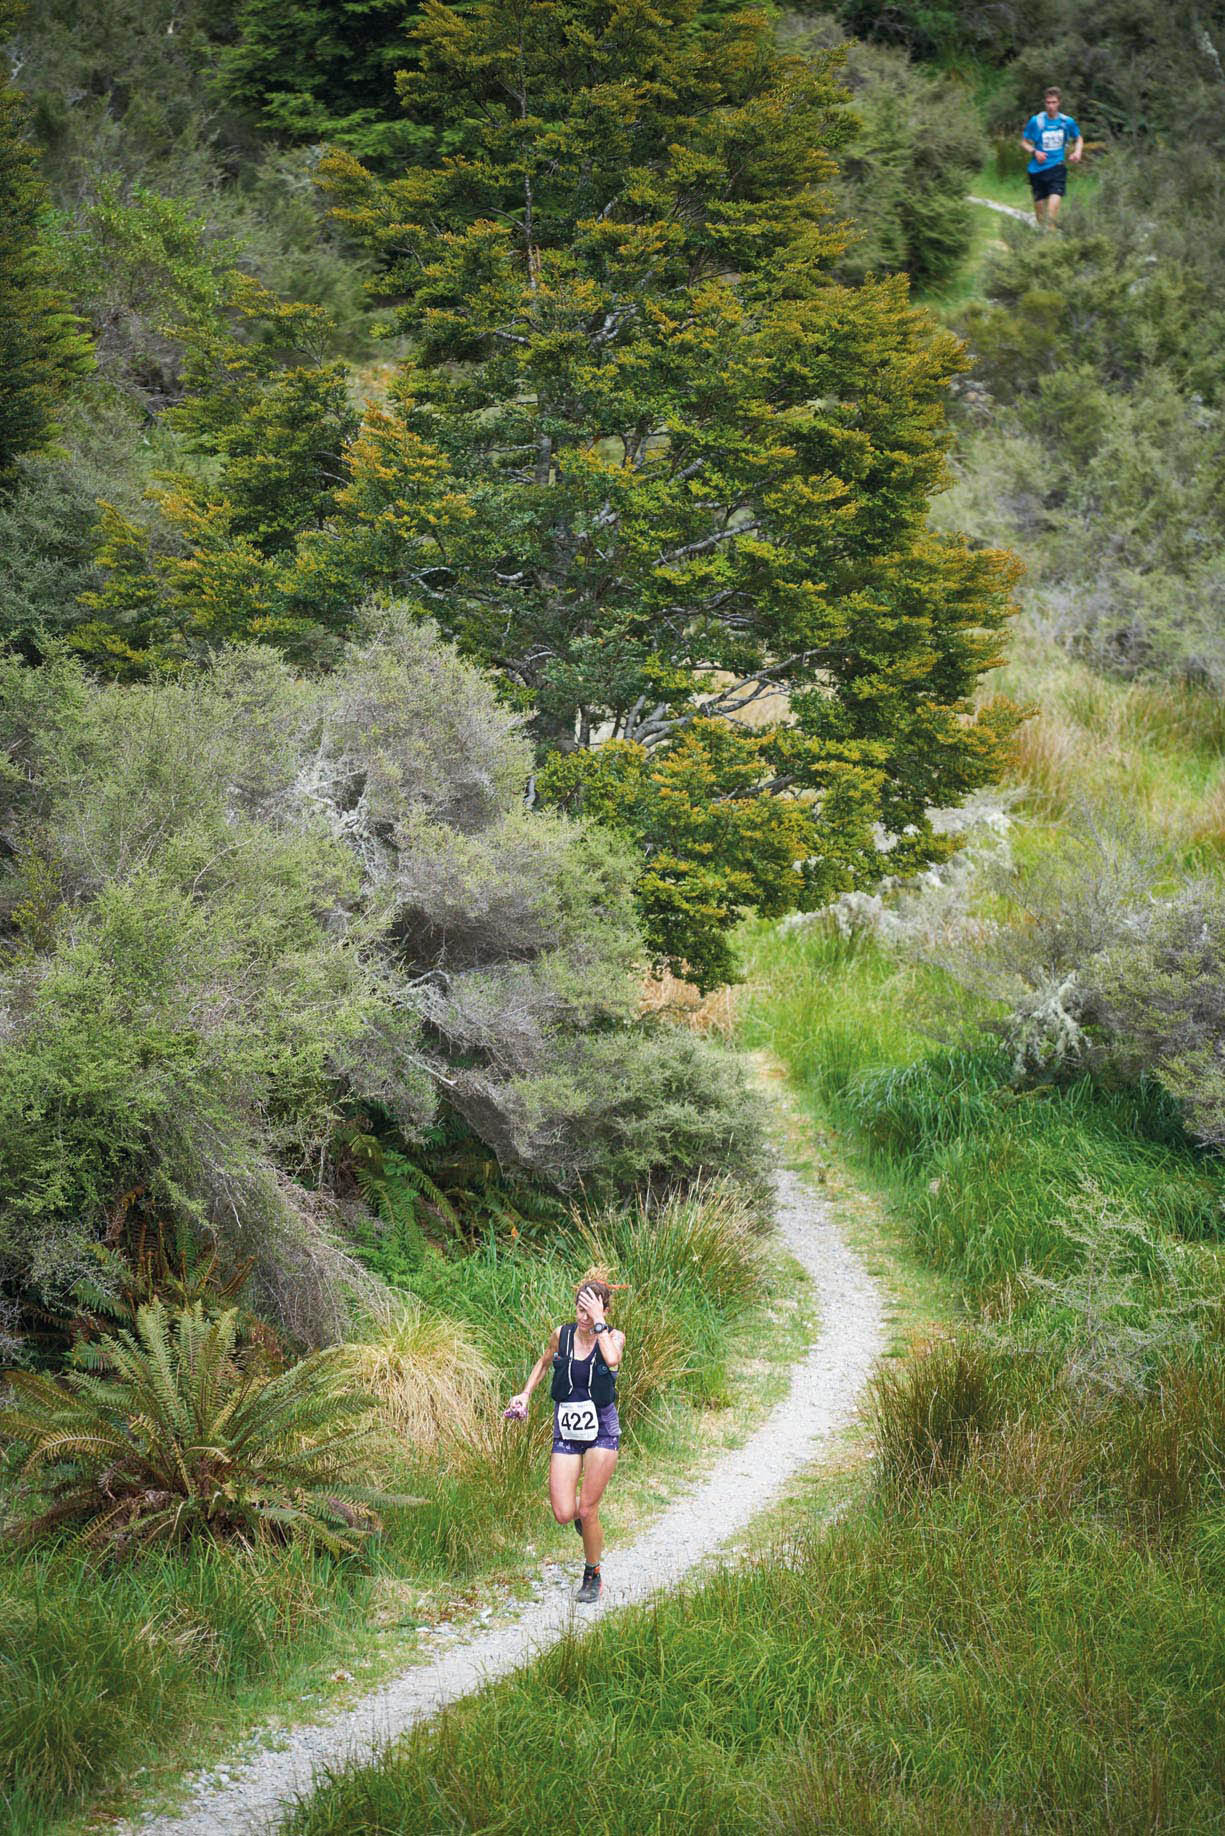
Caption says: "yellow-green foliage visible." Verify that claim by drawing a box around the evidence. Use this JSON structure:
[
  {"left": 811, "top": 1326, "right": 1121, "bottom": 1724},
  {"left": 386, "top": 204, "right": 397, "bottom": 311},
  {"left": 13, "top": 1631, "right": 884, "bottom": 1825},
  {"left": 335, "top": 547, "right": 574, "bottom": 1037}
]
[{"left": 85, "top": 0, "right": 1021, "bottom": 984}]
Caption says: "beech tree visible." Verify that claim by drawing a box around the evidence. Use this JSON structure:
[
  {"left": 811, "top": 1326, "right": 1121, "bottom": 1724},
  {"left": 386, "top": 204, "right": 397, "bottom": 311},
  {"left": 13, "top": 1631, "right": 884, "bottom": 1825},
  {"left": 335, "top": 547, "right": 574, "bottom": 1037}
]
[
  {"left": 323, "top": 0, "right": 1020, "bottom": 982},
  {"left": 89, "top": 0, "right": 1019, "bottom": 982},
  {"left": 213, "top": 0, "right": 427, "bottom": 165}
]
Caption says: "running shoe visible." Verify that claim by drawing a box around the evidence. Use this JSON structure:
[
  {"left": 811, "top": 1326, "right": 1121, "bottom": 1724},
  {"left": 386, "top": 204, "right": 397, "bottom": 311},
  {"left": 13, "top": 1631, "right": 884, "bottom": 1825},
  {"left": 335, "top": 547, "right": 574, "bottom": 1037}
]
[
  {"left": 574, "top": 1512, "right": 584, "bottom": 1536},
  {"left": 576, "top": 1564, "right": 602, "bottom": 1604}
]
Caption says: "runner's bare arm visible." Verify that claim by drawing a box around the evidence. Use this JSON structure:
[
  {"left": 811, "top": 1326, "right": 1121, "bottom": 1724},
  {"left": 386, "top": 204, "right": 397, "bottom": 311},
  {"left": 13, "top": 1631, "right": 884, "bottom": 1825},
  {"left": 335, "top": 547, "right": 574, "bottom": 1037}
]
[
  {"left": 508, "top": 1327, "right": 561, "bottom": 1410},
  {"left": 593, "top": 1327, "right": 624, "bottom": 1370}
]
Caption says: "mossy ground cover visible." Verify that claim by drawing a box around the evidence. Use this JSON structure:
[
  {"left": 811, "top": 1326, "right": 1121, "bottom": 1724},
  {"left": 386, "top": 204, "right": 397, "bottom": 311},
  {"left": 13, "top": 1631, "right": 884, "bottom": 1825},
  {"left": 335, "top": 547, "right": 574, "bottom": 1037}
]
[{"left": 0, "top": 1200, "right": 805, "bottom": 1836}]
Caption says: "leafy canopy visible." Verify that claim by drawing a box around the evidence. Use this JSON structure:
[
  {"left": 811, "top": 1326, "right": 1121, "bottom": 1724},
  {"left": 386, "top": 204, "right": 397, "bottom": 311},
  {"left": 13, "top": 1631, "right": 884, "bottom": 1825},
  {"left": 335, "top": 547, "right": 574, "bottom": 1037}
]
[{"left": 88, "top": 0, "right": 1019, "bottom": 982}]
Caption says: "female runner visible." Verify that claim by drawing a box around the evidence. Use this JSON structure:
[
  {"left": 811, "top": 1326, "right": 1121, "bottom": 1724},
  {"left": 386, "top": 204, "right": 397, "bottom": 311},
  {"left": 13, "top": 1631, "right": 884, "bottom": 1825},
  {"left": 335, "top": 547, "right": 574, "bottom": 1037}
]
[{"left": 505, "top": 1277, "right": 624, "bottom": 1603}]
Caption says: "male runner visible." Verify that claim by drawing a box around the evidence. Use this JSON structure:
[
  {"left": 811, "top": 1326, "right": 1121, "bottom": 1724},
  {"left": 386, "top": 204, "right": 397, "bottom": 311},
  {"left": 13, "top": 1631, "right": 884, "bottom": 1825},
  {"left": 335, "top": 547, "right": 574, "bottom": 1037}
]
[{"left": 1022, "top": 87, "right": 1083, "bottom": 228}]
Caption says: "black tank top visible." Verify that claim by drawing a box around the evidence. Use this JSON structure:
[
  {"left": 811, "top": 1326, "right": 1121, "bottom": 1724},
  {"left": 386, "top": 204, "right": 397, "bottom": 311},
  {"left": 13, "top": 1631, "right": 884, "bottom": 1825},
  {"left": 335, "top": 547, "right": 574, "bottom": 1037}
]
[
  {"left": 550, "top": 1323, "right": 617, "bottom": 1406},
  {"left": 567, "top": 1343, "right": 596, "bottom": 1400}
]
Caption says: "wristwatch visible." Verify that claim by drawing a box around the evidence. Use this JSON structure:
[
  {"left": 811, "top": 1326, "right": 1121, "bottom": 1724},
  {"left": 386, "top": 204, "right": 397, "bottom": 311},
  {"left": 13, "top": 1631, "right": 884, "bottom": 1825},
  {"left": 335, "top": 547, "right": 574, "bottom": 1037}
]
[{"left": 592, "top": 1319, "right": 608, "bottom": 1335}]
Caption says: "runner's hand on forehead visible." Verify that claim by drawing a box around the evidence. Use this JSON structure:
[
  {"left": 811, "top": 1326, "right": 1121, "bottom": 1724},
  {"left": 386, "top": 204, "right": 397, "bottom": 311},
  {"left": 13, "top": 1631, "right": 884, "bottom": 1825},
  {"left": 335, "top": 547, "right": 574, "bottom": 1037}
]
[{"left": 577, "top": 1285, "right": 606, "bottom": 1319}]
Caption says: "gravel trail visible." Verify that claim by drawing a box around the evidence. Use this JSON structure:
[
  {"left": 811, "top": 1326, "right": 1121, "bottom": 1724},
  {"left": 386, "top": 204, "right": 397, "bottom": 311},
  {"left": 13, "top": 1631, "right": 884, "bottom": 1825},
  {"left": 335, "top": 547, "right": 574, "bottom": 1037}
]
[
  {"left": 968, "top": 194, "right": 1036, "bottom": 224},
  {"left": 125, "top": 1165, "right": 885, "bottom": 1836}
]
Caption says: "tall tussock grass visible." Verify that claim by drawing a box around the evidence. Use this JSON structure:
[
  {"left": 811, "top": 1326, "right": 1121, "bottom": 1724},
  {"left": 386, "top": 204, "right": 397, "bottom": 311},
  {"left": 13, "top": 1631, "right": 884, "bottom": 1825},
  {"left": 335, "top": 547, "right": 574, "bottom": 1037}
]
[
  {"left": 869, "top": 1337, "right": 1009, "bottom": 1493},
  {"left": 1002, "top": 645, "right": 1225, "bottom": 840},
  {"left": 744, "top": 925, "right": 1224, "bottom": 1296},
  {"left": 283, "top": 1450, "right": 1225, "bottom": 1836},
  {"left": 0, "top": 1535, "right": 349, "bottom": 1827},
  {"left": 339, "top": 1300, "right": 499, "bottom": 1457}
]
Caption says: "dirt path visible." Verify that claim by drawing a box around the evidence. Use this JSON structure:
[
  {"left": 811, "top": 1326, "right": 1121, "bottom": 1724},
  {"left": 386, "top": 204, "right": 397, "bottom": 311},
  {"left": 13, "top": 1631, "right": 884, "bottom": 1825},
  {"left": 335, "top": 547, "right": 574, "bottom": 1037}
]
[
  {"left": 968, "top": 194, "right": 1035, "bottom": 225},
  {"left": 124, "top": 1164, "right": 886, "bottom": 1836}
]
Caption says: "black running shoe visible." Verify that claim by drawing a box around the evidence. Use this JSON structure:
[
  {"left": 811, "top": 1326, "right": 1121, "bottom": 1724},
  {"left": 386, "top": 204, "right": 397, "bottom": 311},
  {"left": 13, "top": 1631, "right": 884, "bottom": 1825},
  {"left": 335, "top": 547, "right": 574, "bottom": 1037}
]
[
  {"left": 576, "top": 1564, "right": 602, "bottom": 1604},
  {"left": 574, "top": 1512, "right": 584, "bottom": 1536}
]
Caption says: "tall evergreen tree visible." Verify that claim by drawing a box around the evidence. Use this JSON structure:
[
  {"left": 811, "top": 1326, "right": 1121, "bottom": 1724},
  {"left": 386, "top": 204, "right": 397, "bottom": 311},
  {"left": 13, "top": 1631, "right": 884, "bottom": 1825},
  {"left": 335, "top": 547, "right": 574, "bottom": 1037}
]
[
  {"left": 316, "top": 0, "right": 1020, "bottom": 982},
  {"left": 0, "top": 0, "right": 92, "bottom": 477},
  {"left": 213, "top": 0, "right": 427, "bottom": 165},
  {"left": 89, "top": 0, "right": 1019, "bottom": 981}
]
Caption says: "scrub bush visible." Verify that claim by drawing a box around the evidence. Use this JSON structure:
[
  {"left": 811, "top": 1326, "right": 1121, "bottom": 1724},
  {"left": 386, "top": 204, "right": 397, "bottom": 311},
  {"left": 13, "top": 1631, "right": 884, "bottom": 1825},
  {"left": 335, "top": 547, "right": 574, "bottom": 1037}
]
[{"left": 0, "top": 622, "right": 767, "bottom": 1346}]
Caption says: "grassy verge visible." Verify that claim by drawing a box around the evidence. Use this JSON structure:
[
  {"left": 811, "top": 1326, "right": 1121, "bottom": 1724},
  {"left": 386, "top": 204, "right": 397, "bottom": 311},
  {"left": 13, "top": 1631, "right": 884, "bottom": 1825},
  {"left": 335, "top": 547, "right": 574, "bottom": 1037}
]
[
  {"left": 1, "top": 1184, "right": 807, "bottom": 1836},
  {"left": 917, "top": 155, "right": 1103, "bottom": 317},
  {"left": 281, "top": 1486, "right": 1225, "bottom": 1836},
  {"left": 740, "top": 925, "right": 1225, "bottom": 1295}
]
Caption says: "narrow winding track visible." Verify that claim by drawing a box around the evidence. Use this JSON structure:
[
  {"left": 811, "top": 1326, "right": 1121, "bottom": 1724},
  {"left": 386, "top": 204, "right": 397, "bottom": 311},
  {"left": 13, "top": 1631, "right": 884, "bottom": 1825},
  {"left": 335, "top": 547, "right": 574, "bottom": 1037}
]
[
  {"left": 968, "top": 194, "right": 1036, "bottom": 225},
  {"left": 126, "top": 1165, "right": 885, "bottom": 1836}
]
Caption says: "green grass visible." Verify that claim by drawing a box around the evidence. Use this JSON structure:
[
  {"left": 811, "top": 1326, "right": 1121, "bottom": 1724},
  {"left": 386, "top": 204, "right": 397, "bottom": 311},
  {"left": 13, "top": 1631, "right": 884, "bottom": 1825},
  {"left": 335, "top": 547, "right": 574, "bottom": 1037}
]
[
  {"left": 271, "top": 907, "right": 1225, "bottom": 1836},
  {"left": 998, "top": 642, "right": 1225, "bottom": 877},
  {"left": 0, "top": 1184, "right": 799, "bottom": 1834},
  {"left": 739, "top": 924, "right": 1225, "bottom": 1299},
  {"left": 281, "top": 1484, "right": 1225, "bottom": 1835}
]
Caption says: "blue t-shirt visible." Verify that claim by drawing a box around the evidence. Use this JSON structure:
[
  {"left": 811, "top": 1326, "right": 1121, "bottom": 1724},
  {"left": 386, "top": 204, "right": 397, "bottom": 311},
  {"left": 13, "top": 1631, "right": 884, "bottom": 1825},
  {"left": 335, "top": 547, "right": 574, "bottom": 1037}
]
[{"left": 1025, "top": 112, "right": 1080, "bottom": 175}]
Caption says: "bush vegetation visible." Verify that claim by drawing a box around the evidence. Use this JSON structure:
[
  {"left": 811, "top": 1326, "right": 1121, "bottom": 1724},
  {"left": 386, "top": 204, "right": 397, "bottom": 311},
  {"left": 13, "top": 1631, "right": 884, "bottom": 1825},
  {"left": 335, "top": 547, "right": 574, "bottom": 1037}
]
[
  {"left": 0, "top": 1172, "right": 772, "bottom": 1828},
  {"left": 60, "top": 0, "right": 1020, "bottom": 984},
  {"left": 778, "top": 13, "right": 983, "bottom": 288},
  {"left": 0, "top": 621, "right": 767, "bottom": 1349},
  {"left": 5, "top": 0, "right": 1225, "bottom": 1828}
]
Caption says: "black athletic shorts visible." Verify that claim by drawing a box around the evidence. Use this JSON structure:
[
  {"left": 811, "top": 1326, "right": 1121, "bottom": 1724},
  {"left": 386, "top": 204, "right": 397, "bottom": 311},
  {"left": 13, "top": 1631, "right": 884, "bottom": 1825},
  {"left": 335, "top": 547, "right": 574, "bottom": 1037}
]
[{"left": 1028, "top": 164, "right": 1068, "bottom": 200}]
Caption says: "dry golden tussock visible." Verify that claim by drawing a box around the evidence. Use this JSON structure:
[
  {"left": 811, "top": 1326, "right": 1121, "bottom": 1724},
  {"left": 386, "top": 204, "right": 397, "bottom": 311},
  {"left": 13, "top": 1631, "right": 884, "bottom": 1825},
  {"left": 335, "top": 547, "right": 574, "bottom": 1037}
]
[
  {"left": 341, "top": 1300, "right": 499, "bottom": 1457},
  {"left": 639, "top": 969, "right": 738, "bottom": 1038}
]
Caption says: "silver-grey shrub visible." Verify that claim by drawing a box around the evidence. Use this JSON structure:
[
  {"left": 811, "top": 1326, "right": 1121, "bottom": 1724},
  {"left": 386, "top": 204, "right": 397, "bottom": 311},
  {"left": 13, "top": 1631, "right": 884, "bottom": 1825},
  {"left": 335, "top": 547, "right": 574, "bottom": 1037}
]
[
  {"left": 920, "top": 810, "right": 1225, "bottom": 1146},
  {"left": 0, "top": 614, "right": 766, "bottom": 1342}
]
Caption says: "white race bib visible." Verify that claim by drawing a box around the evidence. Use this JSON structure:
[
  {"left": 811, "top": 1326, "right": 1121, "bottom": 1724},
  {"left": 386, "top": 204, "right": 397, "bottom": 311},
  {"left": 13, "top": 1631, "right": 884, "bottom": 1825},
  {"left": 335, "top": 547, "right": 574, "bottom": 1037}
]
[
  {"left": 1042, "top": 128, "right": 1063, "bottom": 150},
  {"left": 557, "top": 1399, "right": 599, "bottom": 1443}
]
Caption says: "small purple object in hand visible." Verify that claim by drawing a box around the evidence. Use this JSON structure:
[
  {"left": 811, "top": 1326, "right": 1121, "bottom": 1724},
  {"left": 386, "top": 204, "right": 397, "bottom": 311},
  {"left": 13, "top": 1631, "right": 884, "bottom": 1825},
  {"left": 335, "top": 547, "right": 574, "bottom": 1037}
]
[{"left": 503, "top": 1399, "right": 528, "bottom": 1421}]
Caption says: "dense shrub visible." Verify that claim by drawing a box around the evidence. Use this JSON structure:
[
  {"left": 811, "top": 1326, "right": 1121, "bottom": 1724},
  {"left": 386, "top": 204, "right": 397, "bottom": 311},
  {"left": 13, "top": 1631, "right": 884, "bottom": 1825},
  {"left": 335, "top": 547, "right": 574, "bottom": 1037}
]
[
  {"left": 916, "top": 811, "right": 1225, "bottom": 1150},
  {"left": 839, "top": 0, "right": 1223, "bottom": 142},
  {"left": 2, "top": 1302, "right": 397, "bottom": 1554},
  {"left": 0, "top": 2, "right": 94, "bottom": 475},
  {"left": 0, "top": 622, "right": 768, "bottom": 1343},
  {"left": 211, "top": 0, "right": 428, "bottom": 168},
  {"left": 779, "top": 14, "right": 983, "bottom": 288},
  {"left": 0, "top": 398, "right": 158, "bottom": 659}
]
